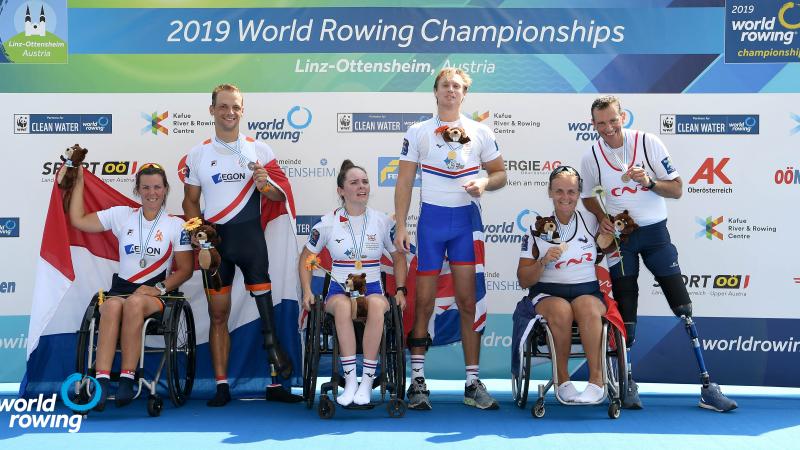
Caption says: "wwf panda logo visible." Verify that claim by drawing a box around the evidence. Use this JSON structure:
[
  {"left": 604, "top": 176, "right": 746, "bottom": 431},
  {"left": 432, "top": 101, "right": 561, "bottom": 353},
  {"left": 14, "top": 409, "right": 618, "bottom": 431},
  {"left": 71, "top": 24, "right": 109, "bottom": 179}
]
[
  {"left": 338, "top": 114, "right": 352, "bottom": 132},
  {"left": 662, "top": 116, "right": 674, "bottom": 131}
]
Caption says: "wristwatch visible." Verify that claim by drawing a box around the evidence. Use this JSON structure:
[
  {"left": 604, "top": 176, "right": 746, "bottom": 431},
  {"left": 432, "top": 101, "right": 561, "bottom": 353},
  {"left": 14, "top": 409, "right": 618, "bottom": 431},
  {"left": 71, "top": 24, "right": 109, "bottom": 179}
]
[
  {"left": 395, "top": 286, "right": 408, "bottom": 296},
  {"left": 646, "top": 177, "right": 657, "bottom": 190},
  {"left": 155, "top": 282, "right": 167, "bottom": 296}
]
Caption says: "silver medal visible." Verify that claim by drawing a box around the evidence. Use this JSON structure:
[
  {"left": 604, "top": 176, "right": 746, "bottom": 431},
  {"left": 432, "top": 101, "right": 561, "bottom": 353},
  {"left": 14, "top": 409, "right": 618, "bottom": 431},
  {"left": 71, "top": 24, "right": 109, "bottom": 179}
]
[
  {"left": 139, "top": 258, "right": 146, "bottom": 268},
  {"left": 247, "top": 161, "right": 256, "bottom": 171}
]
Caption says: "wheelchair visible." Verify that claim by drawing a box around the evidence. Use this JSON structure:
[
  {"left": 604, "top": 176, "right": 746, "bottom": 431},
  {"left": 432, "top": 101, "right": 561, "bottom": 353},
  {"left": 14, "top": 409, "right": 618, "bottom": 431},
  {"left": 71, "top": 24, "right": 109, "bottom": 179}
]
[
  {"left": 512, "top": 298, "right": 628, "bottom": 419},
  {"left": 302, "top": 276, "right": 406, "bottom": 419},
  {"left": 72, "top": 290, "right": 196, "bottom": 417}
]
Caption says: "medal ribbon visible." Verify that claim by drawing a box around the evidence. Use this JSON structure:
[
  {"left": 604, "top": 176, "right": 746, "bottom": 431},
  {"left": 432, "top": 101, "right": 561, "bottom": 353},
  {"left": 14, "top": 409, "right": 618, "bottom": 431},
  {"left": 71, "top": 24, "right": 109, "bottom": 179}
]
[
  {"left": 138, "top": 207, "right": 164, "bottom": 267},
  {"left": 606, "top": 132, "right": 630, "bottom": 173},
  {"left": 343, "top": 209, "right": 368, "bottom": 270},
  {"left": 214, "top": 136, "right": 251, "bottom": 168},
  {"left": 554, "top": 211, "right": 576, "bottom": 242}
]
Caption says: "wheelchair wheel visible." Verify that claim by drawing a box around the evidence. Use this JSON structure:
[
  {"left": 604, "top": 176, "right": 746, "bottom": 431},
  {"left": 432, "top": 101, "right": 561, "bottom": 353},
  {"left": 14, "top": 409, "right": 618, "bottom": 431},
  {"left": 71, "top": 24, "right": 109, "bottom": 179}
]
[
  {"left": 608, "top": 400, "right": 621, "bottom": 419},
  {"left": 532, "top": 398, "right": 545, "bottom": 418},
  {"left": 303, "top": 299, "right": 323, "bottom": 409},
  {"left": 513, "top": 332, "right": 533, "bottom": 409},
  {"left": 384, "top": 297, "right": 406, "bottom": 400},
  {"left": 318, "top": 394, "right": 335, "bottom": 419},
  {"left": 147, "top": 395, "right": 163, "bottom": 417},
  {"left": 66, "top": 379, "right": 95, "bottom": 416},
  {"left": 166, "top": 299, "right": 196, "bottom": 407},
  {"left": 75, "top": 295, "right": 101, "bottom": 376},
  {"left": 606, "top": 326, "right": 628, "bottom": 404},
  {"left": 387, "top": 398, "right": 406, "bottom": 418}
]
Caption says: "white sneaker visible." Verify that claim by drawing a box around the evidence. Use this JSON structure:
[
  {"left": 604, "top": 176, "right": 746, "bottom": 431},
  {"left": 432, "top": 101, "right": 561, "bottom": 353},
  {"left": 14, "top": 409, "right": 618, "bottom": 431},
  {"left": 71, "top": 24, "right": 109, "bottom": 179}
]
[
  {"left": 575, "top": 383, "right": 605, "bottom": 404},
  {"left": 557, "top": 381, "right": 580, "bottom": 402}
]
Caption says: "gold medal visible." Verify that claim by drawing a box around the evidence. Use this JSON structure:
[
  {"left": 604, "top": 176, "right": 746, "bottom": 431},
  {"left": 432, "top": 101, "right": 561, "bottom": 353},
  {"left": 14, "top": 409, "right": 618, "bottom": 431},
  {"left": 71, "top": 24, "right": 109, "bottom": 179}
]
[
  {"left": 447, "top": 150, "right": 456, "bottom": 160},
  {"left": 355, "top": 260, "right": 362, "bottom": 270}
]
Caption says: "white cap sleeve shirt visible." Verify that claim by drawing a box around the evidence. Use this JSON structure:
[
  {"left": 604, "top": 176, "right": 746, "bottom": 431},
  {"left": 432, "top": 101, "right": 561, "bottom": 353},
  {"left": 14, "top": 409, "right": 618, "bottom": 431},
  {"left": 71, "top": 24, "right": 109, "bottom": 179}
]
[
  {"left": 305, "top": 207, "right": 396, "bottom": 284},
  {"left": 96, "top": 206, "right": 192, "bottom": 283},
  {"left": 580, "top": 129, "right": 679, "bottom": 226},
  {"left": 400, "top": 115, "right": 501, "bottom": 208},
  {"left": 184, "top": 134, "right": 276, "bottom": 224}
]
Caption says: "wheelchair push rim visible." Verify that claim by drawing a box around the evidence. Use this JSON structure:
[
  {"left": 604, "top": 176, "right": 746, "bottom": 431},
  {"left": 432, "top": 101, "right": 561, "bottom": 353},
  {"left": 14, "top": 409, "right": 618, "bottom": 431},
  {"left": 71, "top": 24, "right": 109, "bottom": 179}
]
[{"left": 167, "top": 299, "right": 196, "bottom": 407}]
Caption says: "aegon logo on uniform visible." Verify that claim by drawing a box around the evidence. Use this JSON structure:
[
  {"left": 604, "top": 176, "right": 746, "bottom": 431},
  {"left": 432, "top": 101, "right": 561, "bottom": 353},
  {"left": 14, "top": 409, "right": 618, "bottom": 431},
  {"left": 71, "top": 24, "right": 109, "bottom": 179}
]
[
  {"left": 211, "top": 173, "right": 247, "bottom": 184},
  {"left": 123, "top": 245, "right": 162, "bottom": 256}
]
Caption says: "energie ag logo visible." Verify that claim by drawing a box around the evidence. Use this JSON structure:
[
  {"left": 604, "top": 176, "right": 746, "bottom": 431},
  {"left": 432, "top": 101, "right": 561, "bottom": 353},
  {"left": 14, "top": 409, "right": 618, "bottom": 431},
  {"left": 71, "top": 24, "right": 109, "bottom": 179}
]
[
  {"left": 142, "top": 111, "right": 169, "bottom": 135},
  {"left": 696, "top": 216, "right": 724, "bottom": 240}
]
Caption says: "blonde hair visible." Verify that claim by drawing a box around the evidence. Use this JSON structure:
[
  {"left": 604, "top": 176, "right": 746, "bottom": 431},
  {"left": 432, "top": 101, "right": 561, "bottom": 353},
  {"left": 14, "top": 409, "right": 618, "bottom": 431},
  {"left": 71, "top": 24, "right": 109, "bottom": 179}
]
[{"left": 433, "top": 68, "right": 472, "bottom": 93}]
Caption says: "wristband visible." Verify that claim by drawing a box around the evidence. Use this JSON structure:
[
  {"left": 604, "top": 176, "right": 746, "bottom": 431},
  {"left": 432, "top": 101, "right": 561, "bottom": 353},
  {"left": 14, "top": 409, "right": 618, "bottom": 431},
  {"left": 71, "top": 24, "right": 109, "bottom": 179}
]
[{"left": 395, "top": 286, "right": 407, "bottom": 296}]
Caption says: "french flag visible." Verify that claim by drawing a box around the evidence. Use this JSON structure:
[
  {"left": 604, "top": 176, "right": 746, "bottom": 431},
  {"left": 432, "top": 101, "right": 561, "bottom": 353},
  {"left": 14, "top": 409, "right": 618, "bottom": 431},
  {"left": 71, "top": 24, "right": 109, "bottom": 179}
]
[{"left": 22, "top": 161, "right": 302, "bottom": 397}]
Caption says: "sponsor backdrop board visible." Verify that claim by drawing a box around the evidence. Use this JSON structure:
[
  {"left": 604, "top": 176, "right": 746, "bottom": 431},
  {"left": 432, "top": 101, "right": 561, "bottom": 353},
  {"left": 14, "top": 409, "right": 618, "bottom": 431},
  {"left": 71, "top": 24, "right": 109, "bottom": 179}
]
[{"left": 1, "top": 1, "right": 800, "bottom": 388}]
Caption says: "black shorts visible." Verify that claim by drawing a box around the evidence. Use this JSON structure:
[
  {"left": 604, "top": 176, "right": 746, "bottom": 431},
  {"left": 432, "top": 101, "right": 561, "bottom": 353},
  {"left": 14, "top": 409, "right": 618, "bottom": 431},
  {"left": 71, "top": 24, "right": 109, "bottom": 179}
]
[
  {"left": 529, "top": 281, "right": 604, "bottom": 313},
  {"left": 210, "top": 219, "right": 271, "bottom": 293},
  {"left": 107, "top": 273, "right": 166, "bottom": 311}
]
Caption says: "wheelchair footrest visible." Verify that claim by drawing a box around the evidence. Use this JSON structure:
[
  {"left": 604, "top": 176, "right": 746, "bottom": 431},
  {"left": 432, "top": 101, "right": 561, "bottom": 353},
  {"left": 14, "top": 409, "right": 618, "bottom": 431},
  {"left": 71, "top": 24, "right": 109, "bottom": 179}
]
[{"left": 342, "top": 403, "right": 376, "bottom": 410}]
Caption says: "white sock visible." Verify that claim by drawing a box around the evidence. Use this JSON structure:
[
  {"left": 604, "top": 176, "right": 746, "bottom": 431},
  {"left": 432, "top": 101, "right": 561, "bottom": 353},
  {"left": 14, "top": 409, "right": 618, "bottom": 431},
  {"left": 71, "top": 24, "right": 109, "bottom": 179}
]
[
  {"left": 337, "top": 356, "right": 358, "bottom": 406},
  {"left": 354, "top": 359, "right": 378, "bottom": 405},
  {"left": 410, "top": 355, "right": 425, "bottom": 380},
  {"left": 465, "top": 365, "right": 479, "bottom": 386},
  {"left": 576, "top": 383, "right": 605, "bottom": 404}
]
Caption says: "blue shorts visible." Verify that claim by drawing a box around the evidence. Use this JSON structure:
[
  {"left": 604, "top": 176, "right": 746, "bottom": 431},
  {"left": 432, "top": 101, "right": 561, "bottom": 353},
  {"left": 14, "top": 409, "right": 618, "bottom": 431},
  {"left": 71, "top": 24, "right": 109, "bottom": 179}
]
[
  {"left": 416, "top": 202, "right": 481, "bottom": 275},
  {"left": 325, "top": 280, "right": 383, "bottom": 302},
  {"left": 610, "top": 219, "right": 682, "bottom": 280}
]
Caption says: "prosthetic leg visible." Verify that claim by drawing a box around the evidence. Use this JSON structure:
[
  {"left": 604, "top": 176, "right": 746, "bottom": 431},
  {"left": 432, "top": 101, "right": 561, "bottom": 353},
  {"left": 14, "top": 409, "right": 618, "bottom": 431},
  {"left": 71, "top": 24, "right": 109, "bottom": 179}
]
[
  {"left": 253, "top": 291, "right": 293, "bottom": 380},
  {"left": 657, "top": 274, "right": 738, "bottom": 412},
  {"left": 611, "top": 276, "right": 642, "bottom": 409},
  {"left": 405, "top": 333, "right": 433, "bottom": 410}
]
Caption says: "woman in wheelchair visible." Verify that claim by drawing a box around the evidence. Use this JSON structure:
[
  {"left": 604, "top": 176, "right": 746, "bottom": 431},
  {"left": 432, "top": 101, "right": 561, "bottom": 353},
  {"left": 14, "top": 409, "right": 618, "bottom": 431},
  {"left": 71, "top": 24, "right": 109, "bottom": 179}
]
[
  {"left": 299, "top": 159, "right": 408, "bottom": 407},
  {"left": 516, "top": 166, "right": 607, "bottom": 404},
  {"left": 68, "top": 163, "right": 193, "bottom": 410}
]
